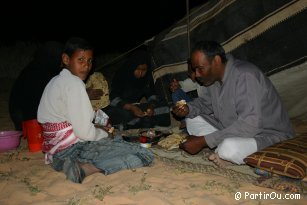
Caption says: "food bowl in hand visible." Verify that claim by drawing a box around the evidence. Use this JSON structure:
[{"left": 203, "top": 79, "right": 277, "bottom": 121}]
[{"left": 0, "top": 131, "right": 22, "bottom": 152}]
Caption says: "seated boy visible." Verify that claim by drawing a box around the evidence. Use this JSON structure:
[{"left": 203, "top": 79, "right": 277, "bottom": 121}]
[
  {"left": 38, "top": 37, "right": 153, "bottom": 183},
  {"left": 169, "top": 61, "right": 204, "bottom": 128},
  {"left": 170, "top": 60, "right": 205, "bottom": 103}
]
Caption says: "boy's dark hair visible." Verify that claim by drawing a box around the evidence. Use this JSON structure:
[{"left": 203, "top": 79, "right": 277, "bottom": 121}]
[
  {"left": 192, "top": 41, "right": 227, "bottom": 64},
  {"left": 63, "top": 37, "right": 94, "bottom": 57}
]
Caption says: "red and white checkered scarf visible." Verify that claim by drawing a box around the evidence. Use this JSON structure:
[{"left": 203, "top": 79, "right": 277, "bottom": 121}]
[{"left": 41, "top": 121, "right": 79, "bottom": 164}]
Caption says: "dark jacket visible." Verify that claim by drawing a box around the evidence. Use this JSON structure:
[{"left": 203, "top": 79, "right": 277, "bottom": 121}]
[{"left": 110, "top": 49, "right": 156, "bottom": 108}]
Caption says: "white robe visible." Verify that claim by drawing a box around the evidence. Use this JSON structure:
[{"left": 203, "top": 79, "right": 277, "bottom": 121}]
[
  {"left": 38, "top": 69, "right": 108, "bottom": 142},
  {"left": 179, "top": 78, "right": 205, "bottom": 98}
]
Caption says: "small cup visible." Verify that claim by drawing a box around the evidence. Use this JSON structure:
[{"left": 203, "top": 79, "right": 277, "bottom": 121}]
[{"left": 139, "top": 136, "right": 148, "bottom": 143}]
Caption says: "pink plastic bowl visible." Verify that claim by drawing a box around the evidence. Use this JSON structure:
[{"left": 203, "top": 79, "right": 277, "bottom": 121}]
[{"left": 0, "top": 131, "right": 22, "bottom": 152}]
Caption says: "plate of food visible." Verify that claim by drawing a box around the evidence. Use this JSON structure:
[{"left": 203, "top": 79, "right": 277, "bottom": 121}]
[{"left": 139, "top": 130, "right": 164, "bottom": 145}]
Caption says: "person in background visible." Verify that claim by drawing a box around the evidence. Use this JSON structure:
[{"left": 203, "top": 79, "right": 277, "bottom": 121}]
[
  {"left": 172, "top": 40, "right": 294, "bottom": 167},
  {"left": 38, "top": 37, "right": 153, "bottom": 183},
  {"left": 170, "top": 59, "right": 205, "bottom": 104},
  {"left": 169, "top": 60, "right": 205, "bottom": 129},
  {"left": 9, "top": 41, "right": 63, "bottom": 131},
  {"left": 86, "top": 72, "right": 110, "bottom": 111},
  {"left": 107, "top": 49, "right": 170, "bottom": 130}
]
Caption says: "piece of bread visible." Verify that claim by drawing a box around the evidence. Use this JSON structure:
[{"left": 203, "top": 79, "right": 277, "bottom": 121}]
[
  {"left": 176, "top": 99, "right": 187, "bottom": 106},
  {"left": 86, "top": 72, "right": 110, "bottom": 110},
  {"left": 158, "top": 133, "right": 187, "bottom": 150}
]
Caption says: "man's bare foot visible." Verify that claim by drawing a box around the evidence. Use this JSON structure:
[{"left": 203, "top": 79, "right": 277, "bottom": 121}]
[
  {"left": 202, "top": 147, "right": 214, "bottom": 158},
  {"left": 208, "top": 153, "right": 234, "bottom": 168}
]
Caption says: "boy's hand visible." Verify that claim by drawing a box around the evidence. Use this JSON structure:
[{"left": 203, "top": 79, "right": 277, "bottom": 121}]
[
  {"left": 144, "top": 104, "right": 155, "bottom": 117},
  {"left": 87, "top": 88, "right": 103, "bottom": 100},
  {"left": 95, "top": 124, "right": 115, "bottom": 136}
]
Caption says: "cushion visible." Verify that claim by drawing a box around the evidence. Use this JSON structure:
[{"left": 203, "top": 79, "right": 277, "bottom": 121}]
[{"left": 244, "top": 136, "right": 307, "bottom": 179}]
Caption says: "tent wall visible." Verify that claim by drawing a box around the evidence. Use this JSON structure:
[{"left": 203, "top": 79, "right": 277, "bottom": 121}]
[
  {"left": 147, "top": 0, "right": 307, "bottom": 120},
  {"left": 269, "top": 62, "right": 307, "bottom": 120}
]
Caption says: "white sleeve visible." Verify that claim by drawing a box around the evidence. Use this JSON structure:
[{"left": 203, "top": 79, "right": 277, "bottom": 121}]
[
  {"left": 179, "top": 78, "right": 198, "bottom": 93},
  {"left": 65, "top": 80, "right": 108, "bottom": 141}
]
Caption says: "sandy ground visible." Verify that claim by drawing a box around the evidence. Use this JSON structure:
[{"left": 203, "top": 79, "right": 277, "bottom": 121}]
[{"left": 0, "top": 78, "right": 306, "bottom": 205}]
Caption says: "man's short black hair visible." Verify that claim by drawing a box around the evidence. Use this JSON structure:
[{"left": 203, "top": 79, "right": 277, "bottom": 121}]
[{"left": 192, "top": 41, "right": 227, "bottom": 64}]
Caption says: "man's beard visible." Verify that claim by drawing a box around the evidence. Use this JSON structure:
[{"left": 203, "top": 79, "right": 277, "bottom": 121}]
[{"left": 196, "top": 77, "right": 213, "bottom": 86}]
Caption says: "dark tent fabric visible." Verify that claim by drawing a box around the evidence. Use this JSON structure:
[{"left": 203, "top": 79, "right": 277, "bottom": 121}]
[{"left": 148, "top": 0, "right": 306, "bottom": 73}]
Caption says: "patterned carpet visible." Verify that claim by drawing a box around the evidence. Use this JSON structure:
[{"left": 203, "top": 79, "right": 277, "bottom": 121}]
[
  {"left": 150, "top": 145, "right": 306, "bottom": 195},
  {"left": 119, "top": 123, "right": 307, "bottom": 195}
]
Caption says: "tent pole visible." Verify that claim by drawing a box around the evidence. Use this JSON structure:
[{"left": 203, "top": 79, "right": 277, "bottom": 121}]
[{"left": 186, "top": 0, "right": 191, "bottom": 59}]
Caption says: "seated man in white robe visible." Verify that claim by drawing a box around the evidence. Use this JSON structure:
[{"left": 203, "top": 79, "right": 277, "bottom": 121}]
[{"left": 172, "top": 41, "right": 294, "bottom": 167}]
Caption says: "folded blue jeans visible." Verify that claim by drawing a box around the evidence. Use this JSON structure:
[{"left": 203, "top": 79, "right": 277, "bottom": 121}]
[{"left": 51, "top": 136, "right": 154, "bottom": 175}]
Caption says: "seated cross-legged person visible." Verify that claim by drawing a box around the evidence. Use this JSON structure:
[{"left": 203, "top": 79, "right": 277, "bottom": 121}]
[
  {"left": 38, "top": 37, "right": 153, "bottom": 183},
  {"left": 106, "top": 49, "right": 171, "bottom": 130},
  {"left": 169, "top": 60, "right": 205, "bottom": 129},
  {"left": 172, "top": 41, "right": 294, "bottom": 167}
]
